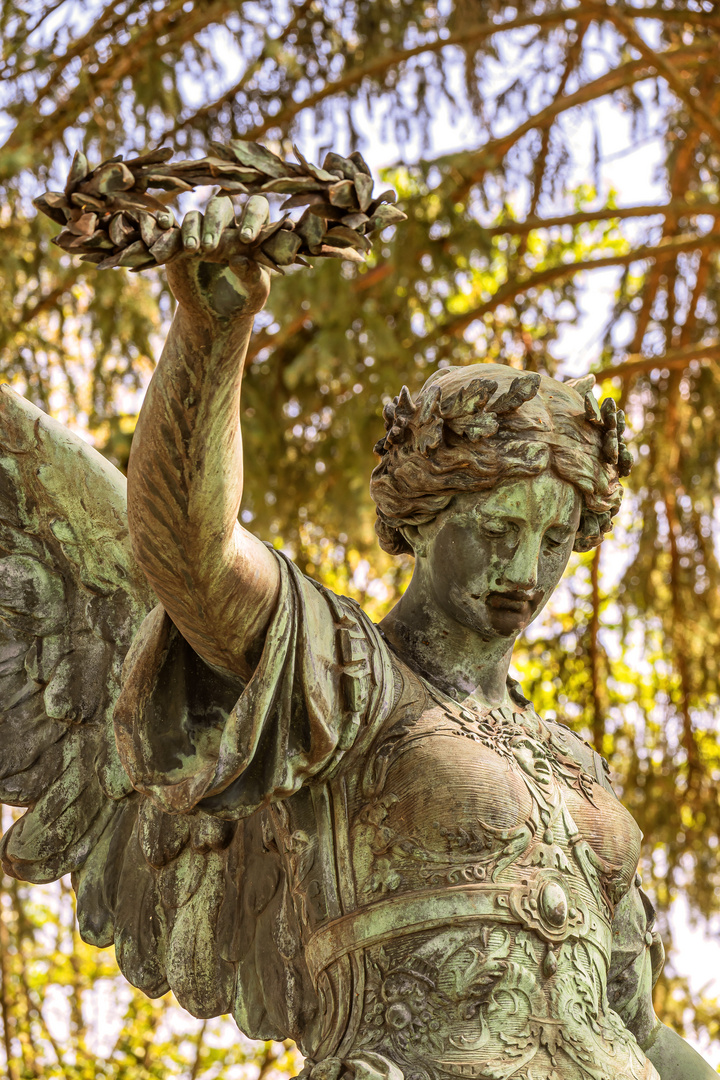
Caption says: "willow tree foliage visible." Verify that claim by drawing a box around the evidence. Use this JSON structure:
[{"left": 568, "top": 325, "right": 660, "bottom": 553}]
[{"left": 1, "top": 0, "right": 720, "bottom": 1069}]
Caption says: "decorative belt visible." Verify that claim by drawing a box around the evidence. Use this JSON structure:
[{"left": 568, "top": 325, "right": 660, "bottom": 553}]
[{"left": 304, "top": 877, "right": 612, "bottom": 980}]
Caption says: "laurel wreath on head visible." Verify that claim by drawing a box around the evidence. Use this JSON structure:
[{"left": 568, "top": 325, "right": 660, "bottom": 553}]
[
  {"left": 374, "top": 374, "right": 542, "bottom": 457},
  {"left": 375, "top": 374, "right": 632, "bottom": 478},
  {"left": 371, "top": 375, "right": 633, "bottom": 556}
]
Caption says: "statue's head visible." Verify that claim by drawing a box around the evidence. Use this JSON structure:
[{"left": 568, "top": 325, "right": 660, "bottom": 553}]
[{"left": 370, "top": 364, "right": 631, "bottom": 638}]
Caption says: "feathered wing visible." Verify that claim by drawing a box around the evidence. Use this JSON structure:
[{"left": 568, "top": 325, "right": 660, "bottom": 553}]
[
  {"left": 0, "top": 384, "right": 158, "bottom": 952},
  {"left": 0, "top": 384, "right": 152, "bottom": 826},
  {"left": 0, "top": 387, "right": 303, "bottom": 1030}
]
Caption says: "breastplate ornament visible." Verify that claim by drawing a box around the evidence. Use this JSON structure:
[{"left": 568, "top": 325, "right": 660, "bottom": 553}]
[{"left": 298, "top": 693, "right": 656, "bottom": 1080}]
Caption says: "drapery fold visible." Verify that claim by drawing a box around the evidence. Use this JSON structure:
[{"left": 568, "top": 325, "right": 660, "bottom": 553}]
[{"left": 114, "top": 549, "right": 395, "bottom": 818}]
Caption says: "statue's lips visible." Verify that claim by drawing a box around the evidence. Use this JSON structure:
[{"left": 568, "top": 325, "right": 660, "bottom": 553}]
[{"left": 486, "top": 591, "right": 540, "bottom": 614}]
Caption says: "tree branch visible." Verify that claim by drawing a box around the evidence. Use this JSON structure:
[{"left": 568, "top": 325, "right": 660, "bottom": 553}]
[
  {"left": 21, "top": 0, "right": 145, "bottom": 98},
  {"left": 9, "top": 881, "right": 39, "bottom": 1078},
  {"left": 430, "top": 43, "right": 711, "bottom": 200},
  {"left": 663, "top": 371, "right": 702, "bottom": 790},
  {"left": 14, "top": 284, "right": 72, "bottom": 332},
  {"left": 0, "top": 0, "right": 234, "bottom": 177},
  {"left": 601, "top": 4, "right": 720, "bottom": 151},
  {"left": 429, "top": 232, "right": 720, "bottom": 342},
  {"left": 678, "top": 227, "right": 720, "bottom": 350},
  {"left": 248, "top": 262, "right": 394, "bottom": 363},
  {"left": 624, "top": 67, "right": 718, "bottom": 359},
  {"left": 596, "top": 341, "right": 720, "bottom": 381},
  {"left": 0, "top": 875, "right": 18, "bottom": 1080},
  {"left": 237, "top": 10, "right": 579, "bottom": 142},
  {"left": 482, "top": 198, "right": 720, "bottom": 236},
  {"left": 614, "top": 4, "right": 720, "bottom": 30},
  {"left": 515, "top": 19, "right": 590, "bottom": 264},
  {"left": 188, "top": 1020, "right": 207, "bottom": 1080},
  {"left": 166, "top": 0, "right": 317, "bottom": 138},
  {"left": 589, "top": 547, "right": 607, "bottom": 755}
]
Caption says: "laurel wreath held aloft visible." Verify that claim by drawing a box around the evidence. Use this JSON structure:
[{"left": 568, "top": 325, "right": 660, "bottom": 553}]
[{"left": 33, "top": 142, "right": 407, "bottom": 274}]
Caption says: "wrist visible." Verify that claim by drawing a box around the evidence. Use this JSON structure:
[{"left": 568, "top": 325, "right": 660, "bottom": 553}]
[{"left": 166, "top": 257, "right": 270, "bottom": 325}]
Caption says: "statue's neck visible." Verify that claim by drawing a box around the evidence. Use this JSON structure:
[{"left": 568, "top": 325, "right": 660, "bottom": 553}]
[{"left": 378, "top": 586, "right": 516, "bottom": 707}]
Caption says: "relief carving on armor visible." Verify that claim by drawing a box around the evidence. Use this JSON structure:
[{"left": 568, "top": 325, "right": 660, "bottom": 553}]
[
  {"left": 356, "top": 926, "right": 655, "bottom": 1080},
  {"left": 351, "top": 697, "right": 623, "bottom": 913}
]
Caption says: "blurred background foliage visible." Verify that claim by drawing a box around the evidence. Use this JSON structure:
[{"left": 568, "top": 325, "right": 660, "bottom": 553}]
[{"left": 1, "top": 0, "right": 720, "bottom": 1074}]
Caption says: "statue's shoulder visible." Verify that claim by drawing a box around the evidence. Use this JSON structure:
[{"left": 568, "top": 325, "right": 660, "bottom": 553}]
[
  {"left": 300, "top": 563, "right": 402, "bottom": 692},
  {"left": 507, "top": 677, "right": 613, "bottom": 793},
  {"left": 543, "top": 713, "right": 615, "bottom": 795}
]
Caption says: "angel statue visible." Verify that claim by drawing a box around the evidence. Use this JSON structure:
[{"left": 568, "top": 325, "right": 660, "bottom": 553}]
[{"left": 0, "top": 142, "right": 715, "bottom": 1080}]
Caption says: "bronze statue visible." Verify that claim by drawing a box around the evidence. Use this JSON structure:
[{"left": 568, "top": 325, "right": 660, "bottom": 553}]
[{"left": 0, "top": 145, "right": 715, "bottom": 1080}]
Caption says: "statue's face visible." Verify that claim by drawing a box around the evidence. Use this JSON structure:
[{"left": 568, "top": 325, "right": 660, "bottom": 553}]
[{"left": 411, "top": 472, "right": 582, "bottom": 640}]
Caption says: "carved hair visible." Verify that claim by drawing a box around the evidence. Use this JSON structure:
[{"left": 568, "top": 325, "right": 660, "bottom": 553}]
[{"left": 369, "top": 364, "right": 632, "bottom": 557}]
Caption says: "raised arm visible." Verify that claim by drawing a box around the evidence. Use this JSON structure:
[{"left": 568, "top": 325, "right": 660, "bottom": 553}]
[{"left": 127, "top": 196, "right": 280, "bottom": 681}]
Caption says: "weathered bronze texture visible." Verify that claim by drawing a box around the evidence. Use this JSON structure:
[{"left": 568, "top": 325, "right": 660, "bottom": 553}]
[
  {"left": 1, "top": 144, "right": 715, "bottom": 1080},
  {"left": 33, "top": 143, "right": 405, "bottom": 274}
]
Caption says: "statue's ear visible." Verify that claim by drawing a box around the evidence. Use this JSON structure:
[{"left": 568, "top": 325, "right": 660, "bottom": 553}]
[{"left": 400, "top": 523, "right": 423, "bottom": 556}]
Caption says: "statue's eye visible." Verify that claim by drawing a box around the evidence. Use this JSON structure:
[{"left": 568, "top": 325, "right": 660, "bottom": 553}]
[
  {"left": 482, "top": 520, "right": 508, "bottom": 537},
  {"left": 544, "top": 530, "right": 569, "bottom": 550}
]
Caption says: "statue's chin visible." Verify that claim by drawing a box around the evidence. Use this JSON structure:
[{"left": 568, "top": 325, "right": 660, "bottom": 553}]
[{"left": 486, "top": 606, "right": 533, "bottom": 637}]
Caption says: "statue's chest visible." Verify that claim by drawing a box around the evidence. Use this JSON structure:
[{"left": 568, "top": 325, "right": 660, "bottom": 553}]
[
  {"left": 272, "top": 695, "right": 649, "bottom": 1077},
  {"left": 349, "top": 698, "right": 641, "bottom": 909}
]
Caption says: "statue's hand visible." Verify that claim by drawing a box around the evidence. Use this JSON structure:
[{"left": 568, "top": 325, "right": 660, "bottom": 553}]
[{"left": 165, "top": 195, "right": 271, "bottom": 323}]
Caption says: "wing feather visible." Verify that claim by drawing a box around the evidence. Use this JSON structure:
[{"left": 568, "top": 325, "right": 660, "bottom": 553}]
[
  {"left": 73, "top": 800, "right": 136, "bottom": 947},
  {"left": 138, "top": 796, "right": 190, "bottom": 868},
  {"left": 166, "top": 849, "right": 235, "bottom": 1017},
  {"left": 113, "top": 826, "right": 171, "bottom": 998},
  {"left": 0, "top": 386, "right": 155, "bottom": 933},
  {"left": 2, "top": 744, "right": 117, "bottom": 881}
]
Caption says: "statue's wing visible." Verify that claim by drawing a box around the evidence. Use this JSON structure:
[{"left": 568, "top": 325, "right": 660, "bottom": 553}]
[
  {"left": 0, "top": 387, "right": 309, "bottom": 1029},
  {"left": 0, "top": 384, "right": 154, "bottom": 819},
  {"left": 0, "top": 387, "right": 171, "bottom": 985}
]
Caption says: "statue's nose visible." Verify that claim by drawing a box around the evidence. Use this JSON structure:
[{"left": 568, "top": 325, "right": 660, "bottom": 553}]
[{"left": 501, "top": 538, "right": 540, "bottom": 591}]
